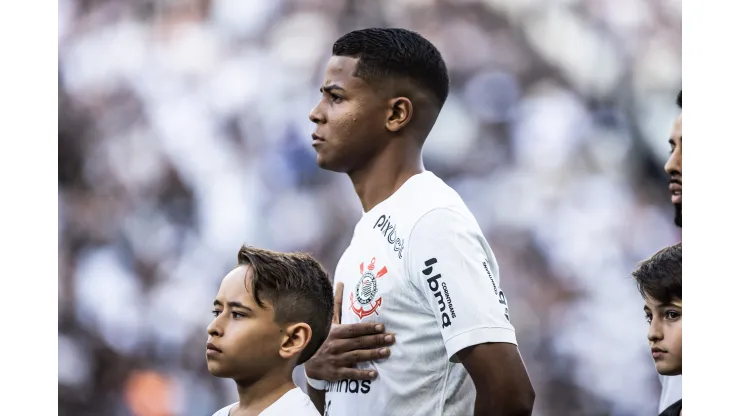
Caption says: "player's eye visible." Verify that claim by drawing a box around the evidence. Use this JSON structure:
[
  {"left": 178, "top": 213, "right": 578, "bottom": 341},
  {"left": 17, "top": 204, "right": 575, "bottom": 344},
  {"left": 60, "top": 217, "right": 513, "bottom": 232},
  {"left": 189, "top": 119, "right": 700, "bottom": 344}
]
[
  {"left": 232, "top": 312, "right": 246, "bottom": 319},
  {"left": 330, "top": 93, "right": 343, "bottom": 103},
  {"left": 665, "top": 310, "right": 681, "bottom": 320},
  {"left": 212, "top": 310, "right": 222, "bottom": 317},
  {"left": 644, "top": 313, "right": 653, "bottom": 323}
]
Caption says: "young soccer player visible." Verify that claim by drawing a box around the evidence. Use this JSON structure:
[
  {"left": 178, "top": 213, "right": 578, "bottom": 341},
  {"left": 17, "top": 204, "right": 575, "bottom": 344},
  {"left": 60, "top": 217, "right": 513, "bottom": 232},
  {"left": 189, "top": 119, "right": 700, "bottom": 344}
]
[
  {"left": 658, "top": 90, "right": 682, "bottom": 413},
  {"left": 207, "top": 246, "right": 334, "bottom": 416},
  {"left": 304, "top": 28, "right": 535, "bottom": 415},
  {"left": 632, "top": 243, "right": 682, "bottom": 416}
]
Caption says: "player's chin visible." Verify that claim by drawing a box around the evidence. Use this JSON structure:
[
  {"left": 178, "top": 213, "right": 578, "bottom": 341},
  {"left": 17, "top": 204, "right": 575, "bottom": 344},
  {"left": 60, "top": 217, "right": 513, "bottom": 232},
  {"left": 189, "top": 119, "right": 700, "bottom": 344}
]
[
  {"left": 654, "top": 359, "right": 681, "bottom": 376},
  {"left": 315, "top": 152, "right": 348, "bottom": 173}
]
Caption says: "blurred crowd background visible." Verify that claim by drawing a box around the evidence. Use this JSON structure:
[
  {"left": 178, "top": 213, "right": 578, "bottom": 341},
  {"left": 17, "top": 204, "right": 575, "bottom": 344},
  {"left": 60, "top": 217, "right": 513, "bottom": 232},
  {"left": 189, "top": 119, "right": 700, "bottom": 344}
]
[{"left": 57, "top": 0, "right": 682, "bottom": 415}]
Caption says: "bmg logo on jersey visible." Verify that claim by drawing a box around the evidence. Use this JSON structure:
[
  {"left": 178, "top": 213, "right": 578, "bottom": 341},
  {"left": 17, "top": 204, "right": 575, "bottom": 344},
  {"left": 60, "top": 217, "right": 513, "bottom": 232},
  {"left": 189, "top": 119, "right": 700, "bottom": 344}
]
[
  {"left": 349, "top": 257, "right": 388, "bottom": 320},
  {"left": 373, "top": 214, "right": 405, "bottom": 259},
  {"left": 422, "top": 258, "right": 456, "bottom": 328}
]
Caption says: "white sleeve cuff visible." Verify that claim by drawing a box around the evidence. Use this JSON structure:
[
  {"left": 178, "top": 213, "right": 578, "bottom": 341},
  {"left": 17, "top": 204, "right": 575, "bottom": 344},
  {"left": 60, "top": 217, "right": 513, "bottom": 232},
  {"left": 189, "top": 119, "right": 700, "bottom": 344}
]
[
  {"left": 444, "top": 326, "right": 518, "bottom": 362},
  {"left": 304, "top": 368, "right": 327, "bottom": 390}
]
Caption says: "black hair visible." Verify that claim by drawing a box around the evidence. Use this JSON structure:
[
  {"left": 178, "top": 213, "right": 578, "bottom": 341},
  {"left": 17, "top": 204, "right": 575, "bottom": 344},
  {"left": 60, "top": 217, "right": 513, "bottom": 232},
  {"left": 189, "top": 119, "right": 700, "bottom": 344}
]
[
  {"left": 632, "top": 243, "right": 682, "bottom": 304},
  {"left": 332, "top": 28, "right": 449, "bottom": 107},
  {"left": 676, "top": 90, "right": 682, "bottom": 108},
  {"left": 237, "top": 245, "right": 334, "bottom": 365}
]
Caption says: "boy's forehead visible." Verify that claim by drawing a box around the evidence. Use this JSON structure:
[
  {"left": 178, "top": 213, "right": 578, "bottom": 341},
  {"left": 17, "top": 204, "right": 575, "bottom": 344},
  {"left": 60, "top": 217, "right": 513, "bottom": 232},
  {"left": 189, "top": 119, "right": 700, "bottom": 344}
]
[
  {"left": 218, "top": 265, "right": 253, "bottom": 296},
  {"left": 644, "top": 296, "right": 682, "bottom": 308}
]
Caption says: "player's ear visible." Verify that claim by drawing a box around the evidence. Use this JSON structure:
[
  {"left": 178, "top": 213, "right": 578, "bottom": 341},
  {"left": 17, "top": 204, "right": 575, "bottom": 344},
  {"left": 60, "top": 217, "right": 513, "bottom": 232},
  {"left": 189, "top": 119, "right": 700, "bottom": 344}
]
[
  {"left": 386, "top": 97, "right": 413, "bottom": 132},
  {"left": 278, "top": 322, "right": 311, "bottom": 360}
]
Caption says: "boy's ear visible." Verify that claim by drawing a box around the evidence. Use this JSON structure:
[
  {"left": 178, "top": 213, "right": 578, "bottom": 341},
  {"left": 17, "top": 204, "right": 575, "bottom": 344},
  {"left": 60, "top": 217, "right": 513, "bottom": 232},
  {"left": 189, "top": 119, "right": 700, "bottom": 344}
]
[{"left": 278, "top": 323, "right": 311, "bottom": 360}]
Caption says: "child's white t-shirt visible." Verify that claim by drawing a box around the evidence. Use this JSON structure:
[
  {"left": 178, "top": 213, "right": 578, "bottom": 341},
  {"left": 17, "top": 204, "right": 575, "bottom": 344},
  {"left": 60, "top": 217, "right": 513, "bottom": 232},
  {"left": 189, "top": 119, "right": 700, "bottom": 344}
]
[{"left": 212, "top": 387, "right": 319, "bottom": 416}]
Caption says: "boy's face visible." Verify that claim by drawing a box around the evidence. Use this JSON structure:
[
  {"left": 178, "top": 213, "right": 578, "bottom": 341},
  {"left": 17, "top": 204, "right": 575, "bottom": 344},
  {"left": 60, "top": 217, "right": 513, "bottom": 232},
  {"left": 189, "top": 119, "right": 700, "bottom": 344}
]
[
  {"left": 644, "top": 296, "right": 682, "bottom": 376},
  {"left": 206, "top": 265, "right": 284, "bottom": 380}
]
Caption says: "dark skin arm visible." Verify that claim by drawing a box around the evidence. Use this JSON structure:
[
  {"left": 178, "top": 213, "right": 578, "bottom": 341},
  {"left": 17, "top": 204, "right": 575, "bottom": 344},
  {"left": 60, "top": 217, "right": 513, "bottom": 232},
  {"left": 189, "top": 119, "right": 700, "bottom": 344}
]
[
  {"left": 305, "top": 283, "right": 395, "bottom": 412},
  {"left": 457, "top": 342, "right": 535, "bottom": 416}
]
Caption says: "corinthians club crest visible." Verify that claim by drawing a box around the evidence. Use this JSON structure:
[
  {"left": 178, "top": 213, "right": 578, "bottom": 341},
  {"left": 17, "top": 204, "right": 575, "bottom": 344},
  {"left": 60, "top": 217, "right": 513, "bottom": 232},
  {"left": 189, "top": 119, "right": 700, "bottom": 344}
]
[{"left": 349, "top": 257, "right": 388, "bottom": 320}]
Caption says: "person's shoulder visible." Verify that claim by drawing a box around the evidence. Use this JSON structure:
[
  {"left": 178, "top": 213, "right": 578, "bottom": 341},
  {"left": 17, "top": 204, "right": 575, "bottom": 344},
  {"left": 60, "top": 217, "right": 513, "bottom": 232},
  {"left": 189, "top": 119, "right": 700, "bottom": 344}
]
[
  {"left": 211, "top": 402, "right": 237, "bottom": 416},
  {"left": 406, "top": 171, "right": 461, "bottom": 204},
  {"left": 412, "top": 204, "right": 478, "bottom": 237},
  {"left": 262, "top": 388, "right": 320, "bottom": 416}
]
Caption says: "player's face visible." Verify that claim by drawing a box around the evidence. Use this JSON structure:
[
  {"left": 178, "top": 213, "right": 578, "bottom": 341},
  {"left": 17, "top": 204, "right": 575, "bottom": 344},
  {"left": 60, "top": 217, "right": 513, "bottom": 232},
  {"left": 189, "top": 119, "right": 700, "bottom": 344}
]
[
  {"left": 309, "top": 56, "right": 389, "bottom": 173},
  {"left": 644, "top": 296, "right": 682, "bottom": 376},
  {"left": 206, "top": 265, "right": 284, "bottom": 381},
  {"left": 664, "top": 113, "right": 682, "bottom": 227}
]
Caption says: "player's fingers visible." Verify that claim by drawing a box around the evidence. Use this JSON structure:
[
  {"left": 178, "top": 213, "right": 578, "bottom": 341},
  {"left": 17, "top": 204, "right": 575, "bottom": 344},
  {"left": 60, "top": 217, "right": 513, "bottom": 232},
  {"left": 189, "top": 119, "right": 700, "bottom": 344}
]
[
  {"left": 333, "top": 282, "right": 344, "bottom": 324},
  {"left": 334, "top": 322, "right": 385, "bottom": 339},
  {"left": 337, "top": 368, "right": 378, "bottom": 381},
  {"left": 340, "top": 347, "right": 391, "bottom": 366},
  {"left": 351, "top": 333, "right": 395, "bottom": 350}
]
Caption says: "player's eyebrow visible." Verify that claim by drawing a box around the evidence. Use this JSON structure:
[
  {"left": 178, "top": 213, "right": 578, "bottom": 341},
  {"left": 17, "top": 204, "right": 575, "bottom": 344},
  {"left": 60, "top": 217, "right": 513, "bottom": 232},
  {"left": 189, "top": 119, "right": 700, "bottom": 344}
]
[
  {"left": 320, "top": 84, "right": 345, "bottom": 93},
  {"left": 213, "top": 300, "right": 254, "bottom": 312}
]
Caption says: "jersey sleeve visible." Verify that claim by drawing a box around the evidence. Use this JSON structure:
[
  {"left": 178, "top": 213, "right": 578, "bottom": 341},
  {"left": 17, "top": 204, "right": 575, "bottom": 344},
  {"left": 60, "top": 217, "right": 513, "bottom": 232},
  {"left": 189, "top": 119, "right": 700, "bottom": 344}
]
[{"left": 407, "top": 208, "right": 517, "bottom": 361}]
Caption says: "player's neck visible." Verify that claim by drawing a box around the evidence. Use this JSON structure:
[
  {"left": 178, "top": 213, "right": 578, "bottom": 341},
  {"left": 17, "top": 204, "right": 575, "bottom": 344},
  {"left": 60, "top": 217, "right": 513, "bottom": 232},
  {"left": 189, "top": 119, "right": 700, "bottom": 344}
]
[
  {"left": 349, "top": 142, "right": 424, "bottom": 213},
  {"left": 231, "top": 370, "right": 295, "bottom": 416}
]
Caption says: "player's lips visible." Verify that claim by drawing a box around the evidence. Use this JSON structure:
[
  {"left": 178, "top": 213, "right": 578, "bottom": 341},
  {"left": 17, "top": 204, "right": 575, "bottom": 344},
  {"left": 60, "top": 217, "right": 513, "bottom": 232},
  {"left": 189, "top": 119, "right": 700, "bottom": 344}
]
[
  {"left": 669, "top": 181, "right": 682, "bottom": 204},
  {"left": 651, "top": 347, "right": 667, "bottom": 359},
  {"left": 206, "top": 342, "right": 222, "bottom": 356},
  {"left": 312, "top": 133, "right": 325, "bottom": 147}
]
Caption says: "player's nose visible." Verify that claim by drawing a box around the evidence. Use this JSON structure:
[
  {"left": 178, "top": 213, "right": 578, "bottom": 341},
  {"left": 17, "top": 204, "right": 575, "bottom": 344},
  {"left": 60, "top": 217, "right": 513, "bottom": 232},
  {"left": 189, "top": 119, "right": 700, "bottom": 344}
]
[
  {"left": 664, "top": 149, "right": 681, "bottom": 177},
  {"left": 309, "top": 103, "right": 325, "bottom": 125}
]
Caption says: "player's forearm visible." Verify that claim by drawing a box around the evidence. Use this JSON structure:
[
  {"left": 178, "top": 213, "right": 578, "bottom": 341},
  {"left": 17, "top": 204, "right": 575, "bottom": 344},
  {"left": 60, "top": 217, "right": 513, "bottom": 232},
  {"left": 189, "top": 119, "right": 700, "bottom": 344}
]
[
  {"left": 474, "top": 392, "right": 534, "bottom": 416},
  {"left": 306, "top": 384, "right": 326, "bottom": 413},
  {"left": 473, "top": 385, "right": 535, "bottom": 416}
]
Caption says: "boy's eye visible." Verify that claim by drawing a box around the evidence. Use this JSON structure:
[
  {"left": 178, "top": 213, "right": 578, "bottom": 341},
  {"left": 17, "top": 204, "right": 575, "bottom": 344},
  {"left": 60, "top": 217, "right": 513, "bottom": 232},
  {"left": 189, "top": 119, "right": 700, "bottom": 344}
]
[
  {"left": 212, "top": 310, "right": 221, "bottom": 317},
  {"left": 665, "top": 311, "right": 681, "bottom": 320},
  {"left": 232, "top": 312, "right": 246, "bottom": 319},
  {"left": 644, "top": 314, "right": 652, "bottom": 324},
  {"left": 330, "top": 93, "right": 343, "bottom": 103}
]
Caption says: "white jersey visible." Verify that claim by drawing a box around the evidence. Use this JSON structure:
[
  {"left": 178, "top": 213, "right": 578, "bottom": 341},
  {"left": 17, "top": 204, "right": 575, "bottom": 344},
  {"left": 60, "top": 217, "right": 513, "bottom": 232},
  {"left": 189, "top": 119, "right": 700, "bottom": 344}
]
[
  {"left": 659, "top": 375, "right": 682, "bottom": 413},
  {"left": 212, "top": 387, "right": 319, "bottom": 416},
  {"left": 324, "top": 171, "right": 517, "bottom": 416}
]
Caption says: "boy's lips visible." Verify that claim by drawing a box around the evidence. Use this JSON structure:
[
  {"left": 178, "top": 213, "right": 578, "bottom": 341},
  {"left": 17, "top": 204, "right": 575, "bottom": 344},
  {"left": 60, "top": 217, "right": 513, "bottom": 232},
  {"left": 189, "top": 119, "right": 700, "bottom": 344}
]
[{"left": 206, "top": 342, "right": 222, "bottom": 356}]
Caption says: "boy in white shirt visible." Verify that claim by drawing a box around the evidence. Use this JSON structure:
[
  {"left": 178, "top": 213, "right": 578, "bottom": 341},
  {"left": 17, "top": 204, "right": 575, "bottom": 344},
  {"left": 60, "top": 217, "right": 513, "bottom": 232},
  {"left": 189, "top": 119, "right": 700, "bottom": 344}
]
[
  {"left": 632, "top": 243, "right": 682, "bottom": 416},
  {"left": 207, "top": 246, "right": 334, "bottom": 416}
]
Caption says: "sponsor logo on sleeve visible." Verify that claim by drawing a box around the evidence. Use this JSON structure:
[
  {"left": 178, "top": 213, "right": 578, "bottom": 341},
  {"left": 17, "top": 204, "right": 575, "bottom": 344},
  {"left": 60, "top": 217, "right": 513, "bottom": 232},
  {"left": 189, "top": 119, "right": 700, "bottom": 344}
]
[
  {"left": 483, "top": 260, "right": 510, "bottom": 322},
  {"left": 422, "top": 258, "right": 456, "bottom": 328}
]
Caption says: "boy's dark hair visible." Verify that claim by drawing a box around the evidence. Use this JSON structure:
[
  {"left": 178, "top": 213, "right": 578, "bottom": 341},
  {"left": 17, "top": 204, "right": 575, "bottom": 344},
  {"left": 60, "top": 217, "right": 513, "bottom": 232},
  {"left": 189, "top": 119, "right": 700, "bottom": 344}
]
[
  {"left": 632, "top": 243, "right": 682, "bottom": 304},
  {"left": 332, "top": 28, "right": 449, "bottom": 107},
  {"left": 676, "top": 90, "right": 682, "bottom": 108},
  {"left": 237, "top": 245, "right": 334, "bottom": 365}
]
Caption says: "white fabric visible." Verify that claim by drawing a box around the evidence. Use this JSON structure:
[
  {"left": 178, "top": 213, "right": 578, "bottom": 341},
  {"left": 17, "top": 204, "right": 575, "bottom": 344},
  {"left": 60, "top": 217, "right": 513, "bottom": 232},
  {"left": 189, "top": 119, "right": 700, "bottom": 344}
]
[
  {"left": 658, "top": 375, "right": 682, "bottom": 413},
  {"left": 305, "top": 369, "right": 328, "bottom": 390},
  {"left": 323, "top": 171, "right": 517, "bottom": 416},
  {"left": 212, "top": 387, "right": 319, "bottom": 416}
]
